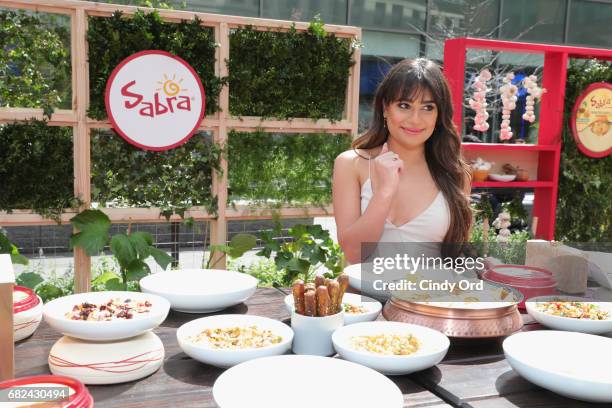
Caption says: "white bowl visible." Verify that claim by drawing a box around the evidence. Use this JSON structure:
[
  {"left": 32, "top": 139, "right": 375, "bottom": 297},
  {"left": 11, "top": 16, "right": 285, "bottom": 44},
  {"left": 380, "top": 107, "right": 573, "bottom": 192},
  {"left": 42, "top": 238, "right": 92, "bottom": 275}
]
[
  {"left": 14, "top": 295, "right": 43, "bottom": 342},
  {"left": 332, "top": 321, "right": 450, "bottom": 375},
  {"left": 284, "top": 292, "right": 382, "bottom": 325},
  {"left": 49, "top": 331, "right": 164, "bottom": 384},
  {"left": 139, "top": 269, "right": 257, "bottom": 313},
  {"left": 177, "top": 314, "right": 293, "bottom": 368},
  {"left": 488, "top": 173, "right": 516, "bottom": 182},
  {"left": 525, "top": 295, "right": 612, "bottom": 334},
  {"left": 213, "top": 355, "right": 403, "bottom": 408},
  {"left": 503, "top": 331, "right": 612, "bottom": 402},
  {"left": 43, "top": 291, "right": 170, "bottom": 341}
]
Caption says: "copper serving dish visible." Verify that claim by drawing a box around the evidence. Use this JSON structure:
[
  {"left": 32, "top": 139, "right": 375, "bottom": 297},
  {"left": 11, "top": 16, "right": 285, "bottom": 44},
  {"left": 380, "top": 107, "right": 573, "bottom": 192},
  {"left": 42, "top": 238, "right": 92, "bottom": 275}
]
[{"left": 382, "top": 283, "right": 524, "bottom": 338}]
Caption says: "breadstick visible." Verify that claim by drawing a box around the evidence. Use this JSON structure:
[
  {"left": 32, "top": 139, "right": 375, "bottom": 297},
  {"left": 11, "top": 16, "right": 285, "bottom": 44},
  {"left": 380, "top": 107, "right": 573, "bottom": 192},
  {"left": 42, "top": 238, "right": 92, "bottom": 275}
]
[
  {"left": 327, "top": 280, "right": 340, "bottom": 314},
  {"left": 316, "top": 285, "right": 330, "bottom": 317},
  {"left": 315, "top": 275, "right": 325, "bottom": 289},
  {"left": 292, "top": 280, "right": 305, "bottom": 315},
  {"left": 304, "top": 290, "right": 316, "bottom": 316},
  {"left": 337, "top": 274, "right": 349, "bottom": 306}
]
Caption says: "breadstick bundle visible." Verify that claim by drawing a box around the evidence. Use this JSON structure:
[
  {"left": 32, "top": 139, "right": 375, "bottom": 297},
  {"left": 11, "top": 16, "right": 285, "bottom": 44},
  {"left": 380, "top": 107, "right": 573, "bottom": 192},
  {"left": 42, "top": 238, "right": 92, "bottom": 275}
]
[{"left": 292, "top": 274, "right": 349, "bottom": 317}]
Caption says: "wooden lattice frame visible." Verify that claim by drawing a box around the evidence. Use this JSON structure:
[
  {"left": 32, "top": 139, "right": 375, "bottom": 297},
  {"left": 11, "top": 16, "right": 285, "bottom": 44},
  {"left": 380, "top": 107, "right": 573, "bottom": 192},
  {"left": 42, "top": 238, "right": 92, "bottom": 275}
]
[{"left": 0, "top": 0, "right": 362, "bottom": 292}]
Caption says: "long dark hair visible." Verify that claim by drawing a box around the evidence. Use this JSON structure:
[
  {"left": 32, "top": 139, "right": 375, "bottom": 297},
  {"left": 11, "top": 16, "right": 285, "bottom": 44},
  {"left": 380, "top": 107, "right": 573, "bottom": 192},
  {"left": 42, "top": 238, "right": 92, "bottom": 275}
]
[{"left": 352, "top": 58, "right": 472, "bottom": 246}]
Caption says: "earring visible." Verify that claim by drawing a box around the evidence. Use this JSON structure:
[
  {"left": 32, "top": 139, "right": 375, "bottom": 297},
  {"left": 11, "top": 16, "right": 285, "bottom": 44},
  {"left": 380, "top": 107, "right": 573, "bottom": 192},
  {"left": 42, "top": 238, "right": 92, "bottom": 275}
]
[{"left": 383, "top": 117, "right": 387, "bottom": 128}]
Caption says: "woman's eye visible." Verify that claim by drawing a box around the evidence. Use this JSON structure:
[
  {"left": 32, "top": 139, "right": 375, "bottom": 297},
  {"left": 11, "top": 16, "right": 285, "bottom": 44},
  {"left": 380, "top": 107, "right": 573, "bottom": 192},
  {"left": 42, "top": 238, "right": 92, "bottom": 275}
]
[
  {"left": 399, "top": 103, "right": 410, "bottom": 109},
  {"left": 423, "top": 105, "right": 436, "bottom": 111}
]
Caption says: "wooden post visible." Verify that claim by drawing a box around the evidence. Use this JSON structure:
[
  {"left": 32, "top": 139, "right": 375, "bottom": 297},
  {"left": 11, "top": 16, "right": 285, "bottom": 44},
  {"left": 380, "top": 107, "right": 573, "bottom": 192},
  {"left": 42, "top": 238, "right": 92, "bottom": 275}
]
[
  {"left": 72, "top": 8, "right": 91, "bottom": 292},
  {"left": 0, "top": 254, "right": 15, "bottom": 381},
  {"left": 209, "top": 22, "right": 230, "bottom": 269}
]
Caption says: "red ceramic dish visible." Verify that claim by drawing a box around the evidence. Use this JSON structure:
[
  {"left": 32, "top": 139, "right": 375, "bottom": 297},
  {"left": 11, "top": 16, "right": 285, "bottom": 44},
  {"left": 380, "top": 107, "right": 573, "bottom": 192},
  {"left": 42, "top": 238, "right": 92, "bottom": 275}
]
[
  {"left": 482, "top": 265, "right": 557, "bottom": 309},
  {"left": 13, "top": 286, "right": 41, "bottom": 314},
  {"left": 0, "top": 375, "right": 93, "bottom": 408}
]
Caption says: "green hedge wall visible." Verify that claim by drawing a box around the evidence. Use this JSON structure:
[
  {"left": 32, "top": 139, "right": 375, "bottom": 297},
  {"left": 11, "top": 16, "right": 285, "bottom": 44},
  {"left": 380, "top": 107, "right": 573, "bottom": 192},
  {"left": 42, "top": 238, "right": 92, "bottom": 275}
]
[
  {"left": 228, "top": 131, "right": 351, "bottom": 206},
  {"left": 0, "top": 121, "right": 77, "bottom": 221},
  {"left": 87, "top": 10, "right": 222, "bottom": 119},
  {"left": 556, "top": 59, "right": 611, "bottom": 241}
]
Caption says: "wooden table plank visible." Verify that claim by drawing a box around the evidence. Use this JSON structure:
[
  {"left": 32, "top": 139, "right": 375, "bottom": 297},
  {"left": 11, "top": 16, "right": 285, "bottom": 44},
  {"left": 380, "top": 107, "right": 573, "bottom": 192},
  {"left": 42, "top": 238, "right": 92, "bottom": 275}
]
[
  {"left": 463, "top": 391, "right": 603, "bottom": 408},
  {"left": 14, "top": 288, "right": 446, "bottom": 408}
]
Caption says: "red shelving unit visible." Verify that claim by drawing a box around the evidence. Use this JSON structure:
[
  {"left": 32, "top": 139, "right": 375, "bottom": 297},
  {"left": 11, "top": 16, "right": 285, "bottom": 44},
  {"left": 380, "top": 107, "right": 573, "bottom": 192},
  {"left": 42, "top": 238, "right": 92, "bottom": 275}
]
[{"left": 443, "top": 37, "right": 612, "bottom": 240}]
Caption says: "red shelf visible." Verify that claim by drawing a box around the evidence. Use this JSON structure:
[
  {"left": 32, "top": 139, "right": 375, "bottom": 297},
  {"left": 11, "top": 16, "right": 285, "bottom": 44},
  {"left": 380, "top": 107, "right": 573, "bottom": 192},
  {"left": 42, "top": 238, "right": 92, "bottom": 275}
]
[
  {"left": 471, "top": 181, "right": 553, "bottom": 188},
  {"left": 462, "top": 143, "right": 558, "bottom": 152}
]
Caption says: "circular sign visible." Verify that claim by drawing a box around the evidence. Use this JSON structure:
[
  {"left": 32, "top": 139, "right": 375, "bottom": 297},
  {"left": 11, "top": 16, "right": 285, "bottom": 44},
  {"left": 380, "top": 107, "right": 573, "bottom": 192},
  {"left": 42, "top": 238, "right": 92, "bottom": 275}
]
[
  {"left": 105, "top": 50, "right": 205, "bottom": 151},
  {"left": 571, "top": 82, "right": 611, "bottom": 158}
]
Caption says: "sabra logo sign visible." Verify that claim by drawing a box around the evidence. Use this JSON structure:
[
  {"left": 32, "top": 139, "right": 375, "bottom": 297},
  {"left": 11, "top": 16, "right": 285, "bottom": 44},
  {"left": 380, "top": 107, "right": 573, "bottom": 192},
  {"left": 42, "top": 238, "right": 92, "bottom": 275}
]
[{"left": 105, "top": 50, "right": 205, "bottom": 151}]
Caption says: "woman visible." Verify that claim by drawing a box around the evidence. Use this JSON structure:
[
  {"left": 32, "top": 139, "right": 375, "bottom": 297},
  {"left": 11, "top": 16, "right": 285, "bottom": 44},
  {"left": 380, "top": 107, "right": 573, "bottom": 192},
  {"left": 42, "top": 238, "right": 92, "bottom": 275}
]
[{"left": 333, "top": 58, "right": 472, "bottom": 265}]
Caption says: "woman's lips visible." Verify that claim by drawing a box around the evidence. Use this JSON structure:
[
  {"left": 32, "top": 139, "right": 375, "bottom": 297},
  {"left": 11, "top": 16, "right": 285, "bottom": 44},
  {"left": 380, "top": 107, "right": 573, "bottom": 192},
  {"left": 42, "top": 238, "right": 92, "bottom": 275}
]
[{"left": 401, "top": 127, "right": 425, "bottom": 135}]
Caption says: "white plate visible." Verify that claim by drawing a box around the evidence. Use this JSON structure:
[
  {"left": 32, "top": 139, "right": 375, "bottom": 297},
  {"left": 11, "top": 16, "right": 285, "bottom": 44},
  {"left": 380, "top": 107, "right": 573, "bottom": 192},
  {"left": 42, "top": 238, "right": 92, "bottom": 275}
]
[
  {"left": 488, "top": 173, "right": 516, "bottom": 182},
  {"left": 213, "top": 355, "right": 403, "bottom": 408},
  {"left": 139, "top": 269, "right": 257, "bottom": 313},
  {"left": 43, "top": 291, "right": 169, "bottom": 341},
  {"left": 525, "top": 295, "right": 612, "bottom": 334},
  {"left": 344, "top": 263, "right": 391, "bottom": 301},
  {"left": 49, "top": 332, "right": 164, "bottom": 384},
  {"left": 284, "top": 292, "right": 382, "bottom": 324},
  {"left": 503, "top": 331, "right": 612, "bottom": 402},
  {"left": 332, "top": 321, "right": 449, "bottom": 375},
  {"left": 177, "top": 314, "right": 293, "bottom": 368}
]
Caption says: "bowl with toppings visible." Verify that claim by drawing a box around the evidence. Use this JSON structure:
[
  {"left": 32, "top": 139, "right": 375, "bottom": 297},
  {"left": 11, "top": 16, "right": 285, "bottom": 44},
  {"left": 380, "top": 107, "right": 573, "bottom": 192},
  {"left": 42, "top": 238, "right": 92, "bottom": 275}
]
[
  {"left": 284, "top": 292, "right": 381, "bottom": 325},
  {"left": 139, "top": 269, "right": 257, "bottom": 313},
  {"left": 526, "top": 295, "right": 612, "bottom": 334},
  {"left": 43, "top": 291, "right": 170, "bottom": 341},
  {"left": 177, "top": 314, "right": 293, "bottom": 368},
  {"left": 332, "top": 321, "right": 450, "bottom": 375}
]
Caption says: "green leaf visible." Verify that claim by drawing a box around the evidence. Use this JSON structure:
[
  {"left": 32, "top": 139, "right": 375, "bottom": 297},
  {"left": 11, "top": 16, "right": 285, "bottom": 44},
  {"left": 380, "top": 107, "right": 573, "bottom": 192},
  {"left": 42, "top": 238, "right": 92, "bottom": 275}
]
[
  {"left": 149, "top": 247, "right": 173, "bottom": 270},
  {"left": 128, "top": 231, "right": 153, "bottom": 259},
  {"left": 35, "top": 283, "right": 65, "bottom": 302},
  {"left": 16, "top": 272, "right": 44, "bottom": 289},
  {"left": 125, "top": 259, "right": 151, "bottom": 282},
  {"left": 227, "top": 233, "right": 257, "bottom": 258},
  {"left": 110, "top": 234, "right": 137, "bottom": 267},
  {"left": 69, "top": 209, "right": 111, "bottom": 255},
  {"left": 285, "top": 257, "right": 310, "bottom": 275},
  {"left": 105, "top": 278, "right": 127, "bottom": 291},
  {"left": 92, "top": 271, "right": 121, "bottom": 286},
  {"left": 11, "top": 253, "right": 29, "bottom": 266}
]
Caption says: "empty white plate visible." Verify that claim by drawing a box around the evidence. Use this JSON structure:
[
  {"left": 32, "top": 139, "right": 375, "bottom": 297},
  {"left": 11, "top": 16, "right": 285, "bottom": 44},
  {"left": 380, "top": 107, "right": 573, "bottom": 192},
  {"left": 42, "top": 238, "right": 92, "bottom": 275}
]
[
  {"left": 213, "top": 355, "right": 403, "bottom": 408},
  {"left": 503, "top": 331, "right": 612, "bottom": 402},
  {"left": 139, "top": 269, "right": 257, "bottom": 313}
]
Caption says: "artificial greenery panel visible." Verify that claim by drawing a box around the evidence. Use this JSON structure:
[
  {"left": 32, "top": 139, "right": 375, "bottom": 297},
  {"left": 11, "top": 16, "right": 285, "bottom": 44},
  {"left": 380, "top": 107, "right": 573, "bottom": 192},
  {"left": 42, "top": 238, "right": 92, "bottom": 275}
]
[
  {"left": 0, "top": 121, "right": 77, "bottom": 220},
  {"left": 227, "top": 20, "right": 355, "bottom": 120},
  {"left": 87, "top": 10, "right": 221, "bottom": 120},
  {"left": 91, "top": 129, "right": 223, "bottom": 218},
  {"left": 228, "top": 131, "right": 351, "bottom": 206},
  {"left": 0, "top": 10, "right": 71, "bottom": 115},
  {"left": 556, "top": 59, "right": 611, "bottom": 242}
]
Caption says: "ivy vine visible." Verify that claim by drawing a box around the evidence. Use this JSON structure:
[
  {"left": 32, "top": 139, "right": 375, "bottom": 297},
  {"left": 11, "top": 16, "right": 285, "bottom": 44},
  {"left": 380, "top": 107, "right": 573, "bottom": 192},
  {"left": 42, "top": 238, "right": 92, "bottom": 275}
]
[
  {"left": 0, "top": 10, "right": 71, "bottom": 116},
  {"left": 0, "top": 120, "right": 80, "bottom": 221},
  {"left": 87, "top": 10, "right": 222, "bottom": 119},
  {"left": 228, "top": 130, "right": 351, "bottom": 206},
  {"left": 91, "top": 129, "right": 224, "bottom": 218},
  {"left": 227, "top": 17, "right": 355, "bottom": 120},
  {"left": 556, "top": 59, "right": 611, "bottom": 242}
]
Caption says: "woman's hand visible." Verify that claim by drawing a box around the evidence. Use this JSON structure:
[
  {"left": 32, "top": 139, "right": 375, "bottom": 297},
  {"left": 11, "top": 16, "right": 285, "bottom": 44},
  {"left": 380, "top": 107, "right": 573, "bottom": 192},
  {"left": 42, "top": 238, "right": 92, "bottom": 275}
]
[{"left": 371, "top": 142, "right": 404, "bottom": 198}]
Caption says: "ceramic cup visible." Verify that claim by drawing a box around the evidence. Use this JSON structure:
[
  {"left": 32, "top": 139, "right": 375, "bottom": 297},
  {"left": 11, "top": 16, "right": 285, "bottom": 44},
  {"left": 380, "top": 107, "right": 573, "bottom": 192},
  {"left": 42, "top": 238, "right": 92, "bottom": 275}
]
[{"left": 291, "top": 310, "right": 344, "bottom": 356}]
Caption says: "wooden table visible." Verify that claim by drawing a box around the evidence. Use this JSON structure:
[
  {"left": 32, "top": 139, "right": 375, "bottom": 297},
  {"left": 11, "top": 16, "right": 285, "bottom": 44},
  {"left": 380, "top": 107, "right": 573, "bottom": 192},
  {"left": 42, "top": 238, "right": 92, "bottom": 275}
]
[{"left": 12, "top": 288, "right": 601, "bottom": 407}]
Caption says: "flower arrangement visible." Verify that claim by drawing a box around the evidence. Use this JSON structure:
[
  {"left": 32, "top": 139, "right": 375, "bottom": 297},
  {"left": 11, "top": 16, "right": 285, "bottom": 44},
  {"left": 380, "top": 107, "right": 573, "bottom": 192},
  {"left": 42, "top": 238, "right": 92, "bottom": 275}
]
[
  {"left": 492, "top": 211, "right": 512, "bottom": 243},
  {"left": 469, "top": 69, "right": 492, "bottom": 132},
  {"left": 521, "top": 75, "right": 545, "bottom": 123},
  {"left": 499, "top": 73, "right": 518, "bottom": 141}
]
